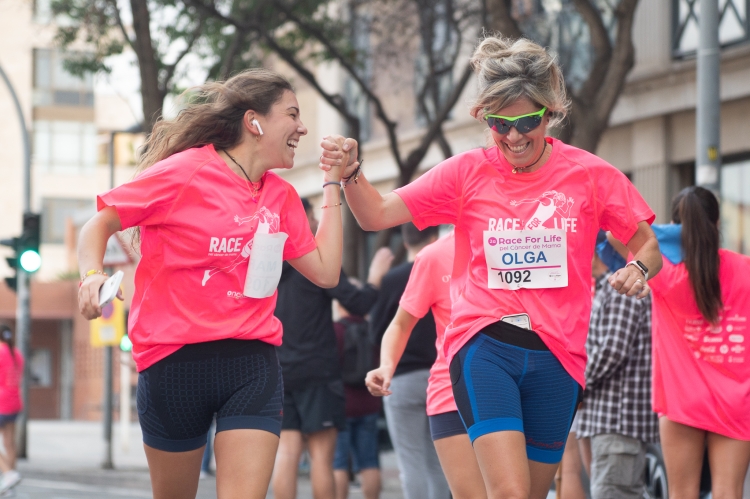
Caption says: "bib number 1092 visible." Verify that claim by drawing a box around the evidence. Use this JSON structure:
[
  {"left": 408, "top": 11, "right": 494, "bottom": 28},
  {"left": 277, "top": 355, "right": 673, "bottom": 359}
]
[{"left": 498, "top": 270, "right": 531, "bottom": 284}]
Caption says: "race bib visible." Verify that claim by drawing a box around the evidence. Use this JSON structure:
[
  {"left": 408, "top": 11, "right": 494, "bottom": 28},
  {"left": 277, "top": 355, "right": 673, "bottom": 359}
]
[{"left": 484, "top": 229, "right": 568, "bottom": 290}]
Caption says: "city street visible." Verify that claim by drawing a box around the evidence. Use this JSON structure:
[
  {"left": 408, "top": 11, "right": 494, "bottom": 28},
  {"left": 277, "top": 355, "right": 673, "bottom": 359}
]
[
  {"left": 7, "top": 421, "right": 412, "bottom": 499},
  {"left": 5, "top": 421, "right": 562, "bottom": 498}
]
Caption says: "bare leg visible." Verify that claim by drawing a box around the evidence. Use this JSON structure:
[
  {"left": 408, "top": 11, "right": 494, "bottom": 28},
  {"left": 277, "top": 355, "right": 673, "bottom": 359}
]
[
  {"left": 434, "top": 434, "right": 486, "bottom": 499},
  {"left": 706, "top": 431, "right": 750, "bottom": 499},
  {"left": 660, "top": 417, "right": 705, "bottom": 499},
  {"left": 307, "top": 428, "right": 338, "bottom": 499},
  {"left": 577, "top": 437, "right": 591, "bottom": 477},
  {"left": 473, "top": 430, "right": 559, "bottom": 499},
  {"left": 272, "top": 430, "right": 305, "bottom": 499},
  {"left": 359, "top": 468, "right": 382, "bottom": 499},
  {"left": 334, "top": 470, "right": 350, "bottom": 499},
  {"left": 214, "top": 429, "right": 279, "bottom": 499},
  {"left": 1, "top": 423, "right": 16, "bottom": 471},
  {"left": 559, "top": 432, "right": 586, "bottom": 499},
  {"left": 143, "top": 444, "right": 204, "bottom": 499}
]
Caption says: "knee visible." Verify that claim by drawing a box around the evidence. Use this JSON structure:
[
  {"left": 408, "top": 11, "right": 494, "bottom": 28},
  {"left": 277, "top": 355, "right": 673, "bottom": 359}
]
[
  {"left": 710, "top": 484, "right": 744, "bottom": 499},
  {"left": 487, "top": 484, "right": 528, "bottom": 499}
]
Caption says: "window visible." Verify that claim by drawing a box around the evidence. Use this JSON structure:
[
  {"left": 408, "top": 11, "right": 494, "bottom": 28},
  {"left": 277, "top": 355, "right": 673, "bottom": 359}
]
[
  {"left": 33, "top": 49, "right": 94, "bottom": 107},
  {"left": 34, "top": 120, "right": 97, "bottom": 173},
  {"left": 721, "top": 158, "right": 750, "bottom": 255},
  {"left": 41, "top": 198, "right": 95, "bottom": 244},
  {"left": 673, "top": 0, "right": 750, "bottom": 57}
]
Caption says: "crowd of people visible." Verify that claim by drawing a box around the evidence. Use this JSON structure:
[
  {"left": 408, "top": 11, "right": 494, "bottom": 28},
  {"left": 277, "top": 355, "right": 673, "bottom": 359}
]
[{"left": 69, "top": 33, "right": 749, "bottom": 499}]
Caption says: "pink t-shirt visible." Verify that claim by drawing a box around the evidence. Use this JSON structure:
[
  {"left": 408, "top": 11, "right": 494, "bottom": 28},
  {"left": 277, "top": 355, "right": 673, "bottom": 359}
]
[
  {"left": 99, "top": 144, "right": 316, "bottom": 371},
  {"left": 399, "top": 233, "right": 456, "bottom": 416},
  {"left": 650, "top": 249, "right": 750, "bottom": 440},
  {"left": 0, "top": 344, "right": 23, "bottom": 415},
  {"left": 395, "top": 138, "right": 654, "bottom": 386}
]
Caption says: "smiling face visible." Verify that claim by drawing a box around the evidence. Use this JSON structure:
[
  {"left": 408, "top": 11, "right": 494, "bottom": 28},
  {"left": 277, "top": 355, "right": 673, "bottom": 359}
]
[
  {"left": 255, "top": 90, "right": 308, "bottom": 169},
  {"left": 489, "top": 97, "right": 549, "bottom": 169}
]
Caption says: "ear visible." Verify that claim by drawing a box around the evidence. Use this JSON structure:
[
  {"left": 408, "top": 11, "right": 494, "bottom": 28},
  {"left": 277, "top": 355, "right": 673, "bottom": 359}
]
[{"left": 243, "top": 110, "right": 262, "bottom": 137}]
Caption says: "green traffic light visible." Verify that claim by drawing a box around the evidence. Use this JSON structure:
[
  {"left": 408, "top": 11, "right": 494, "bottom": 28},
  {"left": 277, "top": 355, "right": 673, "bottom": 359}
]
[
  {"left": 120, "top": 334, "right": 132, "bottom": 352},
  {"left": 19, "top": 250, "right": 41, "bottom": 272}
]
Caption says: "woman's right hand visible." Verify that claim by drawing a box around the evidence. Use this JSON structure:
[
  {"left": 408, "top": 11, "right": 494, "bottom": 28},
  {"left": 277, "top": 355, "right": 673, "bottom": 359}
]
[
  {"left": 365, "top": 365, "right": 394, "bottom": 397},
  {"left": 78, "top": 273, "right": 110, "bottom": 320}
]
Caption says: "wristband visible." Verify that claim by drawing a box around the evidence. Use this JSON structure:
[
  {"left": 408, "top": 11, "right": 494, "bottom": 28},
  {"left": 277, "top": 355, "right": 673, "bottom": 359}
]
[
  {"left": 322, "top": 181, "right": 341, "bottom": 188},
  {"left": 79, "top": 269, "right": 108, "bottom": 287},
  {"left": 626, "top": 260, "right": 648, "bottom": 280}
]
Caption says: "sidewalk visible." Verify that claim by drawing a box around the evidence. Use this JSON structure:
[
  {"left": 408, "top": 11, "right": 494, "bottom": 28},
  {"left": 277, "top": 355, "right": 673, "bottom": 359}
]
[{"left": 10, "top": 420, "right": 405, "bottom": 498}]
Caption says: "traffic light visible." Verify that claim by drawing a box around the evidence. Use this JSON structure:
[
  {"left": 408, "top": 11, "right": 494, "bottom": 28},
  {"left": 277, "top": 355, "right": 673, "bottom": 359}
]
[
  {"left": 119, "top": 334, "right": 132, "bottom": 352},
  {"left": 18, "top": 213, "right": 41, "bottom": 273},
  {"left": 0, "top": 237, "right": 18, "bottom": 291}
]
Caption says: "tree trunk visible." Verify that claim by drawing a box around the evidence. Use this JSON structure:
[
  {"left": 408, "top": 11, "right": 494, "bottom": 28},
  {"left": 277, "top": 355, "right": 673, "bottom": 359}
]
[{"left": 129, "top": 0, "right": 163, "bottom": 132}]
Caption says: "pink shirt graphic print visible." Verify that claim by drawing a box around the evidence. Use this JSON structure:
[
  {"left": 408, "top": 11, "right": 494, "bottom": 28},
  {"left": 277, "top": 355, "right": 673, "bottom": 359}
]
[
  {"left": 99, "top": 144, "right": 316, "bottom": 371},
  {"left": 395, "top": 138, "right": 654, "bottom": 386}
]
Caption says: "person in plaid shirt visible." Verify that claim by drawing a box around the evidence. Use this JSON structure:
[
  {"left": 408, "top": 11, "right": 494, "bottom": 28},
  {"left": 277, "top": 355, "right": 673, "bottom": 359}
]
[{"left": 577, "top": 243, "right": 659, "bottom": 499}]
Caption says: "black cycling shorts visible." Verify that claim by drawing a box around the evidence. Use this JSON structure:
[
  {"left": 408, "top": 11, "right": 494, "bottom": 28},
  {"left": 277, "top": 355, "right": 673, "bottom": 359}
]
[{"left": 137, "top": 339, "right": 283, "bottom": 452}]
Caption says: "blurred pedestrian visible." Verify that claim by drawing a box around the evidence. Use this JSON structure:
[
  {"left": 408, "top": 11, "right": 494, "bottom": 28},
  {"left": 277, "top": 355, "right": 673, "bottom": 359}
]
[
  {"left": 77, "top": 68, "right": 356, "bottom": 499},
  {"left": 367, "top": 231, "right": 486, "bottom": 499},
  {"left": 0, "top": 324, "right": 22, "bottom": 494},
  {"left": 200, "top": 417, "right": 215, "bottom": 479},
  {"left": 272, "top": 203, "right": 392, "bottom": 499},
  {"left": 368, "top": 223, "right": 449, "bottom": 499},
  {"left": 333, "top": 297, "right": 382, "bottom": 499},
  {"left": 576, "top": 243, "right": 658, "bottom": 499},
  {"left": 647, "top": 187, "right": 750, "bottom": 499},
  {"left": 336, "top": 35, "right": 662, "bottom": 499}
]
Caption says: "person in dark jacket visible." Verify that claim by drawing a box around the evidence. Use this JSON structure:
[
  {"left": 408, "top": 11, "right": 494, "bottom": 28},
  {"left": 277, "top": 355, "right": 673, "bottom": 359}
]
[{"left": 272, "top": 198, "right": 393, "bottom": 499}]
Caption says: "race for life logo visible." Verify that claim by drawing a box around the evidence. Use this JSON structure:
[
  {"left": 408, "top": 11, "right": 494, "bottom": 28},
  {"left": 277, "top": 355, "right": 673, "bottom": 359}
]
[
  {"left": 202, "top": 206, "right": 281, "bottom": 288},
  {"left": 488, "top": 190, "right": 578, "bottom": 233}
]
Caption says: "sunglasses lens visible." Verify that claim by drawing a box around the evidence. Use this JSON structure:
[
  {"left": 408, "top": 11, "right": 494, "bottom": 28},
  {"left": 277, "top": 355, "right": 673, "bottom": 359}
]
[
  {"left": 487, "top": 117, "right": 511, "bottom": 134},
  {"left": 516, "top": 116, "right": 543, "bottom": 133}
]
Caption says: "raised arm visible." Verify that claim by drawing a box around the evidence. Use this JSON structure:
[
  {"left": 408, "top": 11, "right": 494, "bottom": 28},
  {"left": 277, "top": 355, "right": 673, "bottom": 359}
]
[
  {"left": 320, "top": 142, "right": 412, "bottom": 232},
  {"left": 77, "top": 207, "right": 123, "bottom": 319},
  {"left": 287, "top": 135, "right": 351, "bottom": 288}
]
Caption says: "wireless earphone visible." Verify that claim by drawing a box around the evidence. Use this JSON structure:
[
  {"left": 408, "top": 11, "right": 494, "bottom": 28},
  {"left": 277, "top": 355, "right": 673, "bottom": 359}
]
[{"left": 252, "top": 119, "right": 264, "bottom": 136}]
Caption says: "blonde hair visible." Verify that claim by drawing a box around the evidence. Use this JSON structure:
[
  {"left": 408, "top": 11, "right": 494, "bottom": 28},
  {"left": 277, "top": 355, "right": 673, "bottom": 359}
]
[
  {"left": 137, "top": 68, "right": 294, "bottom": 173},
  {"left": 469, "top": 36, "right": 569, "bottom": 128}
]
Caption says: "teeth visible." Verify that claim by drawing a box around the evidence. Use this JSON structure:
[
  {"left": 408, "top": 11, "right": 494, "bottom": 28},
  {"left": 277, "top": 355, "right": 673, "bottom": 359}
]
[
  {"left": 287, "top": 140, "right": 298, "bottom": 148},
  {"left": 508, "top": 143, "right": 528, "bottom": 153}
]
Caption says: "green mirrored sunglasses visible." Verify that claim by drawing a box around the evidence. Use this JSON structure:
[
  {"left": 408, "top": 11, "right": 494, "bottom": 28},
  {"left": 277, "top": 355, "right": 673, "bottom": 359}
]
[{"left": 484, "top": 107, "right": 547, "bottom": 134}]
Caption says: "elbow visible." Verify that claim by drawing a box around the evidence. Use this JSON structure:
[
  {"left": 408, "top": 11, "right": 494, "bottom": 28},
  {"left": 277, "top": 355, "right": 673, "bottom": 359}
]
[{"left": 317, "top": 273, "right": 340, "bottom": 289}]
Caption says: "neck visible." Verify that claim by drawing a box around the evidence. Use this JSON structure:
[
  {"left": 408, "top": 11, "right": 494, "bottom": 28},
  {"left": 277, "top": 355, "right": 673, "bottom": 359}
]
[
  {"left": 406, "top": 241, "right": 433, "bottom": 262},
  {"left": 508, "top": 140, "right": 551, "bottom": 174},
  {"left": 222, "top": 144, "right": 266, "bottom": 182}
]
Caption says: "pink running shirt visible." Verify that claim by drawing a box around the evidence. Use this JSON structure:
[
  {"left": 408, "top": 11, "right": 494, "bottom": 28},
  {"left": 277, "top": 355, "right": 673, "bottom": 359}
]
[
  {"left": 0, "top": 343, "right": 23, "bottom": 415},
  {"left": 650, "top": 249, "right": 750, "bottom": 440},
  {"left": 399, "top": 233, "right": 456, "bottom": 416},
  {"left": 395, "top": 138, "right": 654, "bottom": 386},
  {"left": 99, "top": 144, "right": 316, "bottom": 371}
]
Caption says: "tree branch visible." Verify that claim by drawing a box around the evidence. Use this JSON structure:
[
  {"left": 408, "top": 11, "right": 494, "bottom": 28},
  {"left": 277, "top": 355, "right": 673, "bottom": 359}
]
[
  {"left": 486, "top": 0, "right": 522, "bottom": 39},
  {"left": 107, "top": 0, "right": 135, "bottom": 52},
  {"left": 571, "top": 0, "right": 612, "bottom": 103},
  {"left": 161, "top": 16, "right": 204, "bottom": 92}
]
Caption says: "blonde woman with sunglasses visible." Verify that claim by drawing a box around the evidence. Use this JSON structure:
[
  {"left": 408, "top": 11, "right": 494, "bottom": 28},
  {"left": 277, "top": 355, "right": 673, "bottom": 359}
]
[{"left": 326, "top": 36, "right": 663, "bottom": 499}]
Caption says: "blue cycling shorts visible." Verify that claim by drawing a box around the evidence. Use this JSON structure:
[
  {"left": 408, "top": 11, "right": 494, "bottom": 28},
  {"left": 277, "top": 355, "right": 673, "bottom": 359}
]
[{"left": 449, "top": 321, "right": 581, "bottom": 464}]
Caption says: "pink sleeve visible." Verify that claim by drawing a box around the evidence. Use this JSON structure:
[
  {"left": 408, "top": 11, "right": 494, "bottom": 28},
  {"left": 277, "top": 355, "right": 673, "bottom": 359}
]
[
  {"left": 594, "top": 165, "right": 655, "bottom": 244},
  {"left": 97, "top": 157, "right": 191, "bottom": 230},
  {"left": 394, "top": 155, "right": 464, "bottom": 230},
  {"left": 280, "top": 186, "right": 317, "bottom": 261},
  {"left": 399, "top": 251, "right": 435, "bottom": 319}
]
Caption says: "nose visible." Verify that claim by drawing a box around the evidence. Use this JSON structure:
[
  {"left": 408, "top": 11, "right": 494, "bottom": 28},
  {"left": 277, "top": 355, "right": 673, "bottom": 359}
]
[
  {"left": 298, "top": 119, "right": 308, "bottom": 136},
  {"left": 506, "top": 126, "right": 524, "bottom": 142}
]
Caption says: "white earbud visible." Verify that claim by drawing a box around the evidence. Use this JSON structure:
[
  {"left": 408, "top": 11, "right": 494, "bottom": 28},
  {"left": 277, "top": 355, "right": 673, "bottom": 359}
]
[{"left": 252, "top": 119, "right": 264, "bottom": 136}]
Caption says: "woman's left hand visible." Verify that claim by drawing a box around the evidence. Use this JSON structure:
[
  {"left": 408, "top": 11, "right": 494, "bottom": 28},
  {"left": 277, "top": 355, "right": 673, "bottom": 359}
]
[
  {"left": 319, "top": 135, "right": 357, "bottom": 182},
  {"left": 608, "top": 264, "right": 650, "bottom": 299}
]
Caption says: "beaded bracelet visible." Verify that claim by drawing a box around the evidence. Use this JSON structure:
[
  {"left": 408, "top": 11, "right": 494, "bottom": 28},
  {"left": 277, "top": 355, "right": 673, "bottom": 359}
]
[
  {"left": 342, "top": 160, "right": 363, "bottom": 187},
  {"left": 321, "top": 202, "right": 342, "bottom": 209}
]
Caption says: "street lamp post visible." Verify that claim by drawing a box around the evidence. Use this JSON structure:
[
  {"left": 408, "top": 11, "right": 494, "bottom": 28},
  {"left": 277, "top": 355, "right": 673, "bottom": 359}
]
[
  {"left": 695, "top": 0, "right": 721, "bottom": 191},
  {"left": 0, "top": 63, "right": 32, "bottom": 459}
]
